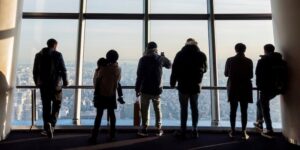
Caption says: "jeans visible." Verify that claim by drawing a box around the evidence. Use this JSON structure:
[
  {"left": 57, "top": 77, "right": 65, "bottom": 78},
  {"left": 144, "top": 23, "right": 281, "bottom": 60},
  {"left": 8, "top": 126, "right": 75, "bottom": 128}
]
[
  {"left": 40, "top": 86, "right": 62, "bottom": 129},
  {"left": 230, "top": 101, "right": 248, "bottom": 131},
  {"left": 140, "top": 93, "right": 161, "bottom": 128},
  {"left": 256, "top": 91, "right": 273, "bottom": 131},
  {"left": 179, "top": 92, "right": 199, "bottom": 131},
  {"left": 92, "top": 108, "right": 116, "bottom": 138}
]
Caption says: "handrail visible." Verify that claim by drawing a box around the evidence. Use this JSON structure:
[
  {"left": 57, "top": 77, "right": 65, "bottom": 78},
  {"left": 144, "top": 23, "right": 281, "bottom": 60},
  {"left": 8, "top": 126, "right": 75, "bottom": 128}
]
[{"left": 15, "top": 85, "right": 258, "bottom": 90}]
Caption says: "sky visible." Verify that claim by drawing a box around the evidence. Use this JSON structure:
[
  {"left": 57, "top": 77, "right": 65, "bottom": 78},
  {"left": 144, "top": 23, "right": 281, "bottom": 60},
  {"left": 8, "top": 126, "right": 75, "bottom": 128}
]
[{"left": 19, "top": 0, "right": 273, "bottom": 64}]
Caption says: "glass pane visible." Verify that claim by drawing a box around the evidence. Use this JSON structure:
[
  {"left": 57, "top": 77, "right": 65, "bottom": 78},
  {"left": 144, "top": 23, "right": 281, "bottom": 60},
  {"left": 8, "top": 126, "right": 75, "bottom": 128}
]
[
  {"left": 87, "top": 0, "right": 143, "bottom": 13},
  {"left": 150, "top": 0, "right": 207, "bottom": 14},
  {"left": 12, "top": 89, "right": 32, "bottom": 126},
  {"left": 82, "top": 20, "right": 143, "bottom": 86},
  {"left": 23, "top": 0, "right": 79, "bottom": 12},
  {"left": 149, "top": 21, "right": 210, "bottom": 86},
  {"left": 80, "top": 89, "right": 211, "bottom": 126},
  {"left": 214, "top": 0, "right": 271, "bottom": 14},
  {"left": 16, "top": 19, "right": 78, "bottom": 86}
]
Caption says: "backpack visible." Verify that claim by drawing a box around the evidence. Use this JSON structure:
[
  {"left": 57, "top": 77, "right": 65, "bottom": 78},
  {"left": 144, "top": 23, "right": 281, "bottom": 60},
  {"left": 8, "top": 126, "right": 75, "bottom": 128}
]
[{"left": 270, "top": 59, "right": 288, "bottom": 95}]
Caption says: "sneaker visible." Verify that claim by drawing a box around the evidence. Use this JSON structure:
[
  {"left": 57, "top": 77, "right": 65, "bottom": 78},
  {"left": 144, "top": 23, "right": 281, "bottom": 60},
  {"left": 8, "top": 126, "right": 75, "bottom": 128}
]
[
  {"left": 253, "top": 122, "right": 263, "bottom": 132},
  {"left": 228, "top": 130, "right": 236, "bottom": 138},
  {"left": 156, "top": 129, "right": 164, "bottom": 137},
  {"left": 174, "top": 130, "right": 186, "bottom": 139},
  {"left": 261, "top": 130, "right": 274, "bottom": 139},
  {"left": 137, "top": 128, "right": 148, "bottom": 137},
  {"left": 117, "top": 97, "right": 125, "bottom": 104},
  {"left": 241, "top": 131, "right": 250, "bottom": 140},
  {"left": 191, "top": 130, "right": 199, "bottom": 138},
  {"left": 46, "top": 122, "right": 53, "bottom": 139},
  {"left": 88, "top": 137, "right": 97, "bottom": 144},
  {"left": 40, "top": 130, "right": 47, "bottom": 136}
]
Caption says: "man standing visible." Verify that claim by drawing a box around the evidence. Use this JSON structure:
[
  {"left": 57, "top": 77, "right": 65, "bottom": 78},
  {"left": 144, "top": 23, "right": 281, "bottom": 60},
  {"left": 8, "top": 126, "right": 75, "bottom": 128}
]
[
  {"left": 33, "top": 38, "right": 68, "bottom": 139},
  {"left": 170, "top": 38, "right": 207, "bottom": 138},
  {"left": 225, "top": 43, "right": 253, "bottom": 140},
  {"left": 135, "top": 41, "right": 171, "bottom": 137},
  {"left": 254, "top": 44, "right": 287, "bottom": 139}
]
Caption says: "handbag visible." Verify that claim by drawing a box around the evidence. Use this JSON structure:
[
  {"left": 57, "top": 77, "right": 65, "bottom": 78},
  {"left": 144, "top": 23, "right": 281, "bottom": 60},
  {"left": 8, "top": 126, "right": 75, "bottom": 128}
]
[{"left": 133, "top": 97, "right": 141, "bottom": 126}]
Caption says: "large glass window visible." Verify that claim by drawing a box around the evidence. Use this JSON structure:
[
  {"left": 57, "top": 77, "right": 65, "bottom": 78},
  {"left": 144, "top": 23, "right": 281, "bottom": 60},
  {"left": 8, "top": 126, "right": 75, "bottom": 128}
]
[
  {"left": 149, "top": 20, "right": 210, "bottom": 86},
  {"left": 81, "top": 20, "right": 142, "bottom": 123},
  {"left": 215, "top": 21, "right": 280, "bottom": 125},
  {"left": 150, "top": 0, "right": 207, "bottom": 14},
  {"left": 13, "top": 19, "right": 77, "bottom": 125},
  {"left": 214, "top": 0, "right": 271, "bottom": 14},
  {"left": 87, "top": 0, "right": 143, "bottom": 13},
  {"left": 23, "top": 0, "right": 79, "bottom": 12}
]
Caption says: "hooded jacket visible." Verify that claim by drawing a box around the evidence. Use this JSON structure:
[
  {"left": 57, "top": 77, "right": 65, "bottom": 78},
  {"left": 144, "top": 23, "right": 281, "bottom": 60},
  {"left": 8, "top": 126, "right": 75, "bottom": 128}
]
[
  {"left": 170, "top": 45, "right": 207, "bottom": 94},
  {"left": 135, "top": 49, "right": 171, "bottom": 95}
]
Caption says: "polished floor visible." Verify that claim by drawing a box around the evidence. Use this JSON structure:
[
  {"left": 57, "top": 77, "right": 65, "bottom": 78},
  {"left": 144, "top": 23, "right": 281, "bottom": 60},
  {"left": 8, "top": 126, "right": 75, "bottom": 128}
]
[{"left": 0, "top": 130, "right": 299, "bottom": 150}]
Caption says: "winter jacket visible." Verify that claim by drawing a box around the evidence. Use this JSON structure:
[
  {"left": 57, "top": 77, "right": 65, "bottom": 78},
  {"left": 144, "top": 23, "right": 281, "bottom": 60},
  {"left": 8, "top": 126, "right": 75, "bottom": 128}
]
[
  {"left": 135, "top": 49, "right": 171, "bottom": 95},
  {"left": 225, "top": 53, "right": 253, "bottom": 103},
  {"left": 170, "top": 45, "right": 207, "bottom": 94},
  {"left": 33, "top": 47, "right": 68, "bottom": 88}
]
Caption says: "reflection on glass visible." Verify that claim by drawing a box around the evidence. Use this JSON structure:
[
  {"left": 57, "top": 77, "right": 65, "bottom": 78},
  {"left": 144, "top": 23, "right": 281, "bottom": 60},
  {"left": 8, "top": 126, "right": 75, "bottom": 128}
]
[
  {"left": 83, "top": 20, "right": 143, "bottom": 86},
  {"left": 149, "top": 21, "right": 210, "bottom": 86},
  {"left": 23, "top": 0, "right": 79, "bottom": 12},
  {"left": 150, "top": 0, "right": 207, "bottom": 14},
  {"left": 81, "top": 89, "right": 211, "bottom": 126},
  {"left": 214, "top": 0, "right": 271, "bottom": 14},
  {"left": 87, "top": 0, "right": 143, "bottom": 13},
  {"left": 16, "top": 19, "right": 78, "bottom": 86}
]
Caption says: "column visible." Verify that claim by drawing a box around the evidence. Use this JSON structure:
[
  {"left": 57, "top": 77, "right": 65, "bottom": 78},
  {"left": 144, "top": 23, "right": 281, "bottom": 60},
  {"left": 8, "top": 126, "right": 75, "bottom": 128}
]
[
  {"left": 271, "top": 0, "right": 300, "bottom": 145},
  {"left": 0, "top": 0, "right": 23, "bottom": 140}
]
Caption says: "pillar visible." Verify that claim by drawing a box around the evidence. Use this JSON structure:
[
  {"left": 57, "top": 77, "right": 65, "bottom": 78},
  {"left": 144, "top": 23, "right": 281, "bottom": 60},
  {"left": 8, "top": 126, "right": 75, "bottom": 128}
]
[
  {"left": 271, "top": 0, "right": 300, "bottom": 145},
  {"left": 0, "top": 0, "right": 23, "bottom": 140}
]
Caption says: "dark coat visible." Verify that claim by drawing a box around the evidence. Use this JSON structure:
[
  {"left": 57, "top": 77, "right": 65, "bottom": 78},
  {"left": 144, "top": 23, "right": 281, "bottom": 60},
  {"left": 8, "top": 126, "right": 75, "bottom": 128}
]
[
  {"left": 225, "top": 53, "right": 253, "bottom": 103},
  {"left": 256, "top": 52, "right": 287, "bottom": 98},
  {"left": 33, "top": 47, "right": 68, "bottom": 88},
  {"left": 170, "top": 45, "right": 207, "bottom": 94},
  {"left": 135, "top": 49, "right": 171, "bottom": 95}
]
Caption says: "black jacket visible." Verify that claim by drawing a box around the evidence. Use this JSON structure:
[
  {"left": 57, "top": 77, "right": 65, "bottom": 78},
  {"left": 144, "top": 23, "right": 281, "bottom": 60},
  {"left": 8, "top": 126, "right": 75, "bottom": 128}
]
[
  {"left": 170, "top": 45, "right": 207, "bottom": 94},
  {"left": 135, "top": 50, "right": 171, "bottom": 95},
  {"left": 256, "top": 52, "right": 286, "bottom": 95},
  {"left": 225, "top": 53, "right": 253, "bottom": 103},
  {"left": 33, "top": 47, "right": 68, "bottom": 88}
]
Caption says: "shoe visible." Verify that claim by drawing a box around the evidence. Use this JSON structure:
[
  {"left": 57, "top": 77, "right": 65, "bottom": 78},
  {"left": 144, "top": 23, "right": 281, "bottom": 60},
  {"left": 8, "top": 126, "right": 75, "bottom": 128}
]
[
  {"left": 228, "top": 130, "right": 236, "bottom": 138},
  {"left": 156, "top": 129, "right": 164, "bottom": 137},
  {"left": 88, "top": 137, "right": 97, "bottom": 144},
  {"left": 117, "top": 97, "right": 125, "bottom": 104},
  {"left": 174, "top": 130, "right": 186, "bottom": 139},
  {"left": 137, "top": 128, "right": 148, "bottom": 137},
  {"left": 241, "top": 131, "right": 250, "bottom": 140},
  {"left": 191, "top": 130, "right": 199, "bottom": 138},
  {"left": 40, "top": 130, "right": 47, "bottom": 136},
  {"left": 46, "top": 122, "right": 53, "bottom": 139},
  {"left": 261, "top": 130, "right": 274, "bottom": 139},
  {"left": 253, "top": 122, "right": 263, "bottom": 132}
]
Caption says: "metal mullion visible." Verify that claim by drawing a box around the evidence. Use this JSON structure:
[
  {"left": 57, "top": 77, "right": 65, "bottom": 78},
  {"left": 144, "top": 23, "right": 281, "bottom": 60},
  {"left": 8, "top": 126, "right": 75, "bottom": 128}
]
[
  {"left": 149, "top": 14, "right": 209, "bottom": 20},
  {"left": 84, "top": 13, "right": 144, "bottom": 20},
  {"left": 73, "top": 0, "right": 87, "bottom": 125},
  {"left": 143, "top": 0, "right": 149, "bottom": 53},
  {"left": 207, "top": 0, "right": 220, "bottom": 127},
  {"left": 214, "top": 14, "right": 272, "bottom": 20},
  {"left": 22, "top": 12, "right": 79, "bottom": 19}
]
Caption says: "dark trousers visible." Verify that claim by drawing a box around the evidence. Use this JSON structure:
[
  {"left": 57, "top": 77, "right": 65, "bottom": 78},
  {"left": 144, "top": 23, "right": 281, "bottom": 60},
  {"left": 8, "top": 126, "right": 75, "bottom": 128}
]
[
  {"left": 179, "top": 92, "right": 199, "bottom": 131},
  {"left": 230, "top": 101, "right": 248, "bottom": 131},
  {"left": 256, "top": 92, "right": 273, "bottom": 131},
  {"left": 92, "top": 108, "right": 116, "bottom": 138},
  {"left": 40, "top": 86, "right": 62, "bottom": 130}
]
